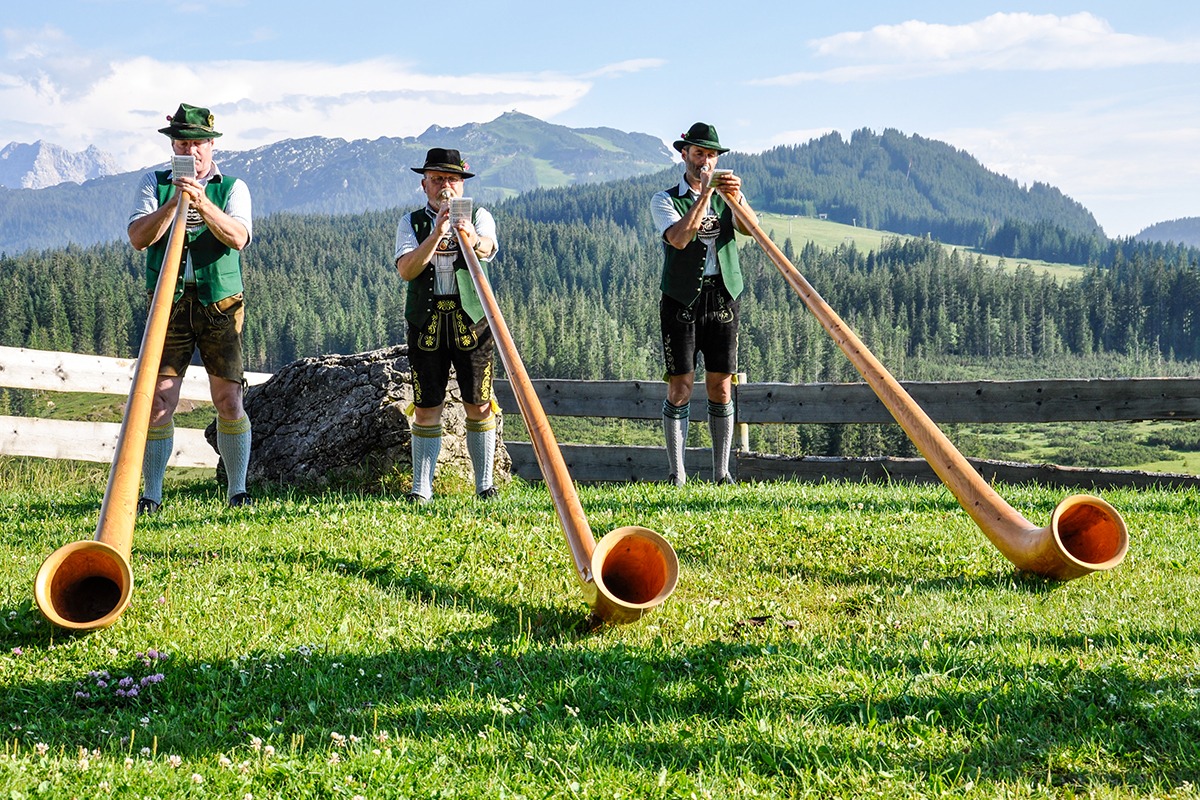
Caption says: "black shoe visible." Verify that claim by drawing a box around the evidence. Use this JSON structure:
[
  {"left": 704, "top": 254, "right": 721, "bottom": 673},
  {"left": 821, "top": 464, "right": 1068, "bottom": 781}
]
[
  {"left": 715, "top": 474, "right": 735, "bottom": 485},
  {"left": 477, "top": 486, "right": 499, "bottom": 500},
  {"left": 228, "top": 492, "right": 254, "bottom": 508},
  {"left": 668, "top": 473, "right": 685, "bottom": 487},
  {"left": 405, "top": 492, "right": 430, "bottom": 505},
  {"left": 136, "top": 497, "right": 161, "bottom": 516}
]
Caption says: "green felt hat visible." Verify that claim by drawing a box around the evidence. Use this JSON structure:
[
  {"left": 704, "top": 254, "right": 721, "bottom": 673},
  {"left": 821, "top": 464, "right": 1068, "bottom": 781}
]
[
  {"left": 158, "top": 103, "right": 222, "bottom": 140},
  {"left": 673, "top": 122, "right": 728, "bottom": 154}
]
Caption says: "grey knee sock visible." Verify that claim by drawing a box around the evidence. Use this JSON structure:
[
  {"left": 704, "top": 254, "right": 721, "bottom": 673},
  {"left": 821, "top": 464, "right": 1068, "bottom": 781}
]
[
  {"left": 216, "top": 414, "right": 252, "bottom": 500},
  {"left": 708, "top": 400, "right": 735, "bottom": 482},
  {"left": 141, "top": 421, "right": 174, "bottom": 503},
  {"left": 663, "top": 399, "right": 689, "bottom": 486},
  {"left": 466, "top": 416, "right": 497, "bottom": 493},
  {"left": 410, "top": 423, "right": 443, "bottom": 500}
]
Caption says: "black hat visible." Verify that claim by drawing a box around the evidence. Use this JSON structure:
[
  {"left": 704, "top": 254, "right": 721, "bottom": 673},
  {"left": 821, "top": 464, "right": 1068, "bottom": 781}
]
[
  {"left": 672, "top": 122, "right": 728, "bottom": 154},
  {"left": 158, "top": 103, "right": 222, "bottom": 140},
  {"left": 411, "top": 147, "right": 475, "bottom": 179}
]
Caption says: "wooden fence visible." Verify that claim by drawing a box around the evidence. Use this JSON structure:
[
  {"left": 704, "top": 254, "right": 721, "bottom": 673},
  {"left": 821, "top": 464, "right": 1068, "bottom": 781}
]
[
  {"left": 492, "top": 377, "right": 1200, "bottom": 490},
  {"left": 4, "top": 346, "right": 1200, "bottom": 489},
  {"left": 0, "top": 346, "right": 270, "bottom": 468}
]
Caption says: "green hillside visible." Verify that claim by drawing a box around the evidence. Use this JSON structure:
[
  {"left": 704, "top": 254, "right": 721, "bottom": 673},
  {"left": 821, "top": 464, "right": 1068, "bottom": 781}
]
[
  {"left": 755, "top": 213, "right": 1087, "bottom": 281},
  {"left": 1, "top": 120, "right": 1124, "bottom": 263}
]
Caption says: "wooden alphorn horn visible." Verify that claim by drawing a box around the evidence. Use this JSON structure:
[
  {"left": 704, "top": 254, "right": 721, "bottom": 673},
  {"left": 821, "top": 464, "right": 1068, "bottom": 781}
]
[
  {"left": 719, "top": 189, "right": 1127, "bottom": 580},
  {"left": 34, "top": 194, "right": 193, "bottom": 630},
  {"left": 455, "top": 225, "right": 678, "bottom": 623}
]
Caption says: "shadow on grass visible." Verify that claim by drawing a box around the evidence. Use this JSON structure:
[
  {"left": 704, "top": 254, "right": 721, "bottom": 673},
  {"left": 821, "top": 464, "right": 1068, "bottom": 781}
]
[
  {"left": 5, "top": 481, "right": 1197, "bottom": 790},
  {"left": 1, "top": 620, "right": 1197, "bottom": 790}
]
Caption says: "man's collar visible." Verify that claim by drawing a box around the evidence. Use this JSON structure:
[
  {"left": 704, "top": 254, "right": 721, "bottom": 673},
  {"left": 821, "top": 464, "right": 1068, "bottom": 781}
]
[{"left": 678, "top": 172, "right": 699, "bottom": 197}]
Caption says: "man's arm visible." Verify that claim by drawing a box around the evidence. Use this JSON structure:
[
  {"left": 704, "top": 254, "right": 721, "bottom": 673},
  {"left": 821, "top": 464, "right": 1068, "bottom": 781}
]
[
  {"left": 395, "top": 208, "right": 448, "bottom": 281},
  {"left": 127, "top": 174, "right": 251, "bottom": 252},
  {"left": 660, "top": 184, "right": 717, "bottom": 251},
  {"left": 127, "top": 172, "right": 175, "bottom": 251},
  {"left": 464, "top": 207, "right": 498, "bottom": 260},
  {"left": 181, "top": 176, "right": 249, "bottom": 250}
]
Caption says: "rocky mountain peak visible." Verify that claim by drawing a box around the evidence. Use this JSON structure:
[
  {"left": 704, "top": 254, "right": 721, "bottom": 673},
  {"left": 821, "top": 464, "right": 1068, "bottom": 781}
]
[{"left": 0, "top": 140, "right": 122, "bottom": 189}]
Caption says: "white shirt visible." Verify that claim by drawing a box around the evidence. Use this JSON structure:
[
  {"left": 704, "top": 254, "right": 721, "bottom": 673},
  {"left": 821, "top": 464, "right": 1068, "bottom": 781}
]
[
  {"left": 128, "top": 161, "right": 253, "bottom": 283},
  {"left": 393, "top": 204, "right": 499, "bottom": 263},
  {"left": 650, "top": 174, "right": 720, "bottom": 276}
]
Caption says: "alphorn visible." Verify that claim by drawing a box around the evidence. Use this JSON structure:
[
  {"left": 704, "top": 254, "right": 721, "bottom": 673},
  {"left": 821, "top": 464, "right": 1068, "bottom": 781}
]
[
  {"left": 455, "top": 225, "right": 679, "bottom": 623},
  {"left": 34, "top": 194, "right": 194, "bottom": 629},
  {"left": 719, "top": 190, "right": 1127, "bottom": 580}
]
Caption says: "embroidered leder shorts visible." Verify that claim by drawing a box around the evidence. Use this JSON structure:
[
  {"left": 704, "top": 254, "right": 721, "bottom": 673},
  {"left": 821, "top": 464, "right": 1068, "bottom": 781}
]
[
  {"left": 406, "top": 299, "right": 495, "bottom": 408},
  {"left": 660, "top": 277, "right": 740, "bottom": 376},
  {"left": 154, "top": 286, "right": 245, "bottom": 383}
]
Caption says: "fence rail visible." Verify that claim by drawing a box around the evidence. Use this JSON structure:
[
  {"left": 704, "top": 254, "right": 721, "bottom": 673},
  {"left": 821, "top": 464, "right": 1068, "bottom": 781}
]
[
  {"left": 491, "top": 378, "right": 1200, "bottom": 489},
  {"left": 0, "top": 346, "right": 270, "bottom": 468},
  {"left": 3, "top": 346, "right": 1199, "bottom": 489},
  {"left": 493, "top": 377, "right": 1200, "bottom": 424}
]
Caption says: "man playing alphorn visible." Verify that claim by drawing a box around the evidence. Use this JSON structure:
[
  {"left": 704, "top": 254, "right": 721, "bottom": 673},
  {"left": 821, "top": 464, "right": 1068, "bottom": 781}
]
[
  {"left": 394, "top": 148, "right": 500, "bottom": 503},
  {"left": 650, "top": 122, "right": 757, "bottom": 486},
  {"left": 127, "top": 103, "right": 254, "bottom": 512}
]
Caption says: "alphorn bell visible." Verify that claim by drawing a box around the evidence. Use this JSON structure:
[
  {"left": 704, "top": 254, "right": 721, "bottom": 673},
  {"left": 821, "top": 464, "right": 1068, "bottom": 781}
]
[
  {"left": 34, "top": 194, "right": 194, "bottom": 630},
  {"left": 718, "top": 188, "right": 1127, "bottom": 580},
  {"left": 455, "top": 224, "right": 678, "bottom": 623}
]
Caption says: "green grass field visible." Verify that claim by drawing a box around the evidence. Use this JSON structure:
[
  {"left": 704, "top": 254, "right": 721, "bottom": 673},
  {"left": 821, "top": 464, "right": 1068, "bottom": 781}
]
[
  {"left": 2, "top": 457, "right": 1198, "bottom": 798},
  {"left": 753, "top": 213, "right": 1088, "bottom": 282}
]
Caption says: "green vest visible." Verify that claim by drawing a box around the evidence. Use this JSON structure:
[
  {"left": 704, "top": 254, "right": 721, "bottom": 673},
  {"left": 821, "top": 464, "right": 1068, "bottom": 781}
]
[
  {"left": 403, "top": 209, "right": 488, "bottom": 326},
  {"left": 146, "top": 171, "right": 244, "bottom": 304},
  {"left": 659, "top": 185, "right": 743, "bottom": 305}
]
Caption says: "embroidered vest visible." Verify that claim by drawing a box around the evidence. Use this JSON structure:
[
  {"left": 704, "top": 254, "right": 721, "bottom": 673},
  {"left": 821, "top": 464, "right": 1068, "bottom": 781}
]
[
  {"left": 403, "top": 209, "right": 488, "bottom": 326},
  {"left": 659, "top": 185, "right": 743, "bottom": 305},
  {"left": 146, "top": 171, "right": 243, "bottom": 304}
]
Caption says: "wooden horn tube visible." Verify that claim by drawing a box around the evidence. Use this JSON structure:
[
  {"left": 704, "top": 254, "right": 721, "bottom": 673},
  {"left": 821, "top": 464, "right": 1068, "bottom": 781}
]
[
  {"left": 34, "top": 195, "right": 193, "bottom": 629},
  {"left": 720, "top": 191, "right": 1128, "bottom": 580},
  {"left": 456, "top": 228, "right": 678, "bottom": 623}
]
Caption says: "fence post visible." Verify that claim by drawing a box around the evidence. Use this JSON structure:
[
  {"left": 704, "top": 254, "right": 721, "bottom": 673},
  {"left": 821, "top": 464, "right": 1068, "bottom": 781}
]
[{"left": 735, "top": 371, "right": 749, "bottom": 452}]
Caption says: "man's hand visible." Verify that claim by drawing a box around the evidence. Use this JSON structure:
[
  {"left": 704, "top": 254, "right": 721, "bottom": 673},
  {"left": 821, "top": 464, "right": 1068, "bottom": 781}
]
[
  {"left": 713, "top": 172, "right": 743, "bottom": 205},
  {"left": 173, "top": 175, "right": 206, "bottom": 207},
  {"left": 455, "top": 218, "right": 479, "bottom": 251}
]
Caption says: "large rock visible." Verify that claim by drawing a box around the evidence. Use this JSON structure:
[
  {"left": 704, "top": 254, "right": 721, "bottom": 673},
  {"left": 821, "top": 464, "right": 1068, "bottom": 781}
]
[{"left": 204, "top": 344, "right": 510, "bottom": 489}]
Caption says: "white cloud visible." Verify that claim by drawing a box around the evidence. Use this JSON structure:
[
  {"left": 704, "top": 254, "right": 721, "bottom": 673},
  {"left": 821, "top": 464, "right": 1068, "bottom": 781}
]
[
  {"left": 0, "top": 30, "right": 593, "bottom": 170},
  {"left": 582, "top": 58, "right": 666, "bottom": 78},
  {"left": 934, "top": 93, "right": 1200, "bottom": 237},
  {"left": 756, "top": 12, "right": 1200, "bottom": 85}
]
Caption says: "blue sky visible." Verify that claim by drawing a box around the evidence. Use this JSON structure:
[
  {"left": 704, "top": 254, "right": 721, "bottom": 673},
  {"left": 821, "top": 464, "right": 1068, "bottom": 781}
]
[{"left": 3, "top": 0, "right": 1198, "bottom": 237}]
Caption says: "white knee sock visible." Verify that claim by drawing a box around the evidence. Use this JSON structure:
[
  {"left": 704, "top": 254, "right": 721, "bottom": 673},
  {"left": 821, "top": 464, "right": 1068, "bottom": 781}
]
[
  {"left": 216, "top": 414, "right": 252, "bottom": 499},
  {"left": 708, "top": 400, "right": 735, "bottom": 482},
  {"left": 662, "top": 399, "right": 689, "bottom": 486},
  {"left": 466, "top": 416, "right": 497, "bottom": 493},
  {"left": 141, "top": 421, "right": 174, "bottom": 503},
  {"left": 410, "top": 423, "right": 443, "bottom": 500}
]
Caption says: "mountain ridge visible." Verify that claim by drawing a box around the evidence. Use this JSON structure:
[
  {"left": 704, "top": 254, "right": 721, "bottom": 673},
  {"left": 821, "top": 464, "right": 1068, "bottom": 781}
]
[
  {"left": 1135, "top": 217, "right": 1200, "bottom": 247},
  {"left": 0, "top": 112, "right": 674, "bottom": 253},
  {"left": 0, "top": 114, "right": 1134, "bottom": 260}
]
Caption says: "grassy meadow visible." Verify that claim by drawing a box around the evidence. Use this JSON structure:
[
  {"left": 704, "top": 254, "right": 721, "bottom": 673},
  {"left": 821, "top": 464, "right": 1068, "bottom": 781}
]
[
  {"left": 754, "top": 213, "right": 1087, "bottom": 282},
  {"left": 2, "top": 457, "right": 1199, "bottom": 798}
]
